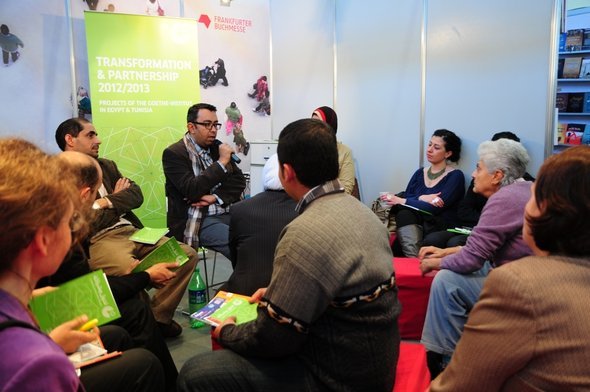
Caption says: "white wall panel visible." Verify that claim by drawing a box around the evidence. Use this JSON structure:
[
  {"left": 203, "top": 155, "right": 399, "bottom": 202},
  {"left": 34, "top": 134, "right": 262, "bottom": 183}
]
[
  {"left": 424, "top": 0, "right": 555, "bottom": 179},
  {"left": 269, "top": 0, "right": 335, "bottom": 138},
  {"left": 336, "top": 1, "right": 423, "bottom": 202}
]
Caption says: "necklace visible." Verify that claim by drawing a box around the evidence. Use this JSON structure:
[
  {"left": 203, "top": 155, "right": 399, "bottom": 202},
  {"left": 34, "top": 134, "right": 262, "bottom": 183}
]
[{"left": 427, "top": 166, "right": 446, "bottom": 181}]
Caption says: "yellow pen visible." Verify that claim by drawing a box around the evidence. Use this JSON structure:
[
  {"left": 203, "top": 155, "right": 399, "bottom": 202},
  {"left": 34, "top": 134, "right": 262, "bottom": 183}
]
[{"left": 79, "top": 318, "right": 99, "bottom": 332}]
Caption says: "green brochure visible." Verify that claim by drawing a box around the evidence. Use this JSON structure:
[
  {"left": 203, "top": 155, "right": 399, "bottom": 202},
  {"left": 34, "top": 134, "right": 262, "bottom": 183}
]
[
  {"left": 129, "top": 227, "right": 170, "bottom": 245},
  {"left": 132, "top": 237, "right": 189, "bottom": 273},
  {"left": 191, "top": 291, "right": 258, "bottom": 327},
  {"left": 30, "top": 270, "right": 120, "bottom": 333}
]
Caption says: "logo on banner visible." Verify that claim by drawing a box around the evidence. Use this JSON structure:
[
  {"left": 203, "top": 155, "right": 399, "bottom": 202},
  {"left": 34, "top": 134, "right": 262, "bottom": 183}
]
[
  {"left": 198, "top": 14, "right": 252, "bottom": 33},
  {"left": 198, "top": 14, "right": 211, "bottom": 28}
]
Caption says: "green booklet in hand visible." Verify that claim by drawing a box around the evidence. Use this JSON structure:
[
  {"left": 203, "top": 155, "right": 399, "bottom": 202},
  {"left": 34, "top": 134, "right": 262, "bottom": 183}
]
[
  {"left": 191, "top": 291, "right": 258, "bottom": 327},
  {"left": 129, "top": 227, "right": 170, "bottom": 245},
  {"left": 30, "top": 270, "right": 121, "bottom": 333},
  {"left": 132, "top": 237, "right": 189, "bottom": 273}
]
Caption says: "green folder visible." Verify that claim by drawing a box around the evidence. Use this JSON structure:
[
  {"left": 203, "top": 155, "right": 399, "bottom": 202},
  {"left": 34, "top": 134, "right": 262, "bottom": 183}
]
[
  {"left": 132, "top": 237, "right": 189, "bottom": 273},
  {"left": 400, "top": 203, "right": 433, "bottom": 216},
  {"left": 129, "top": 227, "right": 170, "bottom": 245},
  {"left": 447, "top": 227, "right": 472, "bottom": 235},
  {"left": 30, "top": 270, "right": 120, "bottom": 333},
  {"left": 191, "top": 291, "right": 258, "bottom": 327}
]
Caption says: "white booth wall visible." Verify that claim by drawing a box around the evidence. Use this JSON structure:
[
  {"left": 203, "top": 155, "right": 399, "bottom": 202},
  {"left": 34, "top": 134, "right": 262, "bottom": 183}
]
[
  {"left": 271, "top": 0, "right": 556, "bottom": 203},
  {"left": 1, "top": 0, "right": 557, "bottom": 204}
]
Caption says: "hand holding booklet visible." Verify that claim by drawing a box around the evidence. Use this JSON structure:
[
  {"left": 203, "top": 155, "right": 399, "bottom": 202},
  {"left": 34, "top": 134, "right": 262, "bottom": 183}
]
[
  {"left": 132, "top": 237, "right": 189, "bottom": 273},
  {"left": 190, "top": 291, "right": 258, "bottom": 327}
]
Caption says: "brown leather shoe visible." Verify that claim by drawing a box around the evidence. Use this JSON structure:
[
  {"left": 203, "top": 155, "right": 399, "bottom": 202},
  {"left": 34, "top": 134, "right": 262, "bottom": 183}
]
[{"left": 158, "top": 320, "right": 182, "bottom": 338}]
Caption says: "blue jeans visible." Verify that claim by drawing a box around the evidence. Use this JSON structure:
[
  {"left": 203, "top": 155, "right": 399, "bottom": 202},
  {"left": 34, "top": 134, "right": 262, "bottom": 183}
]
[
  {"left": 199, "top": 213, "right": 231, "bottom": 259},
  {"left": 178, "top": 349, "right": 314, "bottom": 392},
  {"left": 420, "top": 262, "right": 492, "bottom": 357}
]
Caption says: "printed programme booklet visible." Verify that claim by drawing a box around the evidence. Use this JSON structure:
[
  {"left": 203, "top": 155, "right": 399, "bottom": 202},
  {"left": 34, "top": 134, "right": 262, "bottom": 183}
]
[
  {"left": 129, "top": 227, "right": 170, "bottom": 245},
  {"left": 68, "top": 335, "right": 122, "bottom": 369},
  {"left": 132, "top": 237, "right": 189, "bottom": 273},
  {"left": 29, "top": 270, "right": 121, "bottom": 333},
  {"left": 191, "top": 291, "right": 258, "bottom": 327}
]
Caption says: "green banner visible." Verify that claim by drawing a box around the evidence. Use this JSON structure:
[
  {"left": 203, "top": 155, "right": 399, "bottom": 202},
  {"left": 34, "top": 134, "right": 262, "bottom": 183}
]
[{"left": 85, "top": 12, "right": 200, "bottom": 227}]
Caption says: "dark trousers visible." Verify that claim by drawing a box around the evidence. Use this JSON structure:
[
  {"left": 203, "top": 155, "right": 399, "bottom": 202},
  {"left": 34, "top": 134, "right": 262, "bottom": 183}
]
[
  {"left": 110, "top": 297, "right": 178, "bottom": 392},
  {"left": 80, "top": 325, "right": 165, "bottom": 392},
  {"left": 2, "top": 50, "right": 18, "bottom": 65}
]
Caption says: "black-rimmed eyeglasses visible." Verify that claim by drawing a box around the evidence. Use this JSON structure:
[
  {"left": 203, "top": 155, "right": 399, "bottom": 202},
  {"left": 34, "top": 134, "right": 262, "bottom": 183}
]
[{"left": 191, "top": 121, "right": 222, "bottom": 131}]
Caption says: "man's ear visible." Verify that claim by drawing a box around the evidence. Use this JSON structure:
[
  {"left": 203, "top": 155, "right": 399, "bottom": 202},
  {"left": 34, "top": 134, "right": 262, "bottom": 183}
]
[
  {"left": 64, "top": 133, "right": 75, "bottom": 149},
  {"left": 280, "top": 163, "right": 296, "bottom": 184},
  {"left": 79, "top": 186, "right": 92, "bottom": 202}
]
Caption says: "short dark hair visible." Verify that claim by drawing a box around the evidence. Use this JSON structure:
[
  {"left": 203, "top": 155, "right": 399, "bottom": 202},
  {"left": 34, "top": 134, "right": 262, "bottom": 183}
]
[
  {"left": 187, "top": 103, "right": 217, "bottom": 123},
  {"left": 526, "top": 145, "right": 590, "bottom": 256},
  {"left": 0, "top": 25, "right": 8, "bottom": 35},
  {"left": 433, "top": 128, "right": 461, "bottom": 163},
  {"left": 55, "top": 117, "right": 90, "bottom": 151},
  {"left": 277, "top": 118, "right": 339, "bottom": 188},
  {"left": 492, "top": 131, "right": 520, "bottom": 142},
  {"left": 70, "top": 157, "right": 100, "bottom": 191}
]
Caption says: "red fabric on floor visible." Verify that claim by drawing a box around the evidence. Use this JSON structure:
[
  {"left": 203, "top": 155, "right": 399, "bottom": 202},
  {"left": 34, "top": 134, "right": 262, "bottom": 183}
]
[
  {"left": 394, "top": 257, "right": 436, "bottom": 340},
  {"left": 393, "top": 342, "right": 431, "bottom": 392}
]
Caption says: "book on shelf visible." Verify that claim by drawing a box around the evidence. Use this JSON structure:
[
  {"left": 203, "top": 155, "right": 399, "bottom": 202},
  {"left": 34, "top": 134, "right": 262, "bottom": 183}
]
[
  {"left": 565, "top": 29, "right": 585, "bottom": 51},
  {"left": 565, "top": 124, "right": 585, "bottom": 145},
  {"left": 585, "top": 93, "right": 590, "bottom": 113},
  {"left": 562, "top": 57, "right": 583, "bottom": 78},
  {"left": 566, "top": 92, "right": 586, "bottom": 113},
  {"left": 556, "top": 93, "right": 569, "bottom": 112},
  {"left": 129, "top": 227, "right": 169, "bottom": 245},
  {"left": 68, "top": 335, "right": 122, "bottom": 369},
  {"left": 29, "top": 270, "right": 121, "bottom": 333},
  {"left": 582, "top": 127, "right": 590, "bottom": 145},
  {"left": 132, "top": 236, "right": 189, "bottom": 273},
  {"left": 190, "top": 290, "right": 258, "bottom": 327},
  {"left": 557, "top": 123, "right": 567, "bottom": 144},
  {"left": 559, "top": 32, "right": 567, "bottom": 52},
  {"left": 583, "top": 29, "right": 590, "bottom": 50},
  {"left": 558, "top": 58, "right": 565, "bottom": 79},
  {"left": 580, "top": 58, "right": 590, "bottom": 79}
]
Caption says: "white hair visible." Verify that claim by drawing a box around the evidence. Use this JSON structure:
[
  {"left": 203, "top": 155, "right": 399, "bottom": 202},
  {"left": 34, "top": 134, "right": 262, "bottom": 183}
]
[{"left": 477, "top": 139, "right": 530, "bottom": 186}]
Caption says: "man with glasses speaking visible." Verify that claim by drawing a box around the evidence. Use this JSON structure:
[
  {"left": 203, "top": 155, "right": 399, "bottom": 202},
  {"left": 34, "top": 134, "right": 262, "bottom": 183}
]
[{"left": 163, "top": 103, "right": 246, "bottom": 259}]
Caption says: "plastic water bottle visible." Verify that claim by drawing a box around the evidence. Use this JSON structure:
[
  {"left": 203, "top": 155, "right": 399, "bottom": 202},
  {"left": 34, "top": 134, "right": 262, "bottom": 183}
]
[{"left": 188, "top": 267, "right": 207, "bottom": 328}]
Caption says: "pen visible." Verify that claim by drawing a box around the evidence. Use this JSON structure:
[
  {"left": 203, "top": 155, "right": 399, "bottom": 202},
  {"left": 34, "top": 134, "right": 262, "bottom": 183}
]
[{"left": 79, "top": 318, "right": 99, "bottom": 332}]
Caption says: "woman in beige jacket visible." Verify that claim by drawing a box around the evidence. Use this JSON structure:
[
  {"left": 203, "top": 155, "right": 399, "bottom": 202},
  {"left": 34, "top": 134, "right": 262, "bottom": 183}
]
[{"left": 430, "top": 145, "right": 590, "bottom": 391}]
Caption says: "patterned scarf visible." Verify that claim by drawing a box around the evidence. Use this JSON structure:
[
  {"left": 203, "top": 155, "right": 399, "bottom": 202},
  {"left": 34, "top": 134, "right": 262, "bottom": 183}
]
[{"left": 182, "top": 133, "right": 207, "bottom": 247}]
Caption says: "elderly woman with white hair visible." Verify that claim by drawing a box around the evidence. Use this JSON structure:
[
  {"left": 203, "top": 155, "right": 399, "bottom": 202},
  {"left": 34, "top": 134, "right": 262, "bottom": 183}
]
[
  {"left": 223, "top": 154, "right": 298, "bottom": 296},
  {"left": 417, "top": 139, "right": 534, "bottom": 378}
]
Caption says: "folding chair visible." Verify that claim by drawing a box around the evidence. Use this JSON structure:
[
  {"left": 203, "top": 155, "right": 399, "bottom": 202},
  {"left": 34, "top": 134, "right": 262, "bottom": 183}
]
[{"left": 198, "top": 247, "right": 226, "bottom": 301}]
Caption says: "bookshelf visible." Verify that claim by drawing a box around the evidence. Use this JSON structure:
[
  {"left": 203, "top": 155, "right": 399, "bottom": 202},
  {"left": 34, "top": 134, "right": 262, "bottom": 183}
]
[{"left": 556, "top": 46, "right": 590, "bottom": 150}]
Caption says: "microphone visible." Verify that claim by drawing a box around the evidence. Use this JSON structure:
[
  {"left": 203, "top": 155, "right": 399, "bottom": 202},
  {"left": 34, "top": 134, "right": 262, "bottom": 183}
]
[{"left": 214, "top": 140, "right": 241, "bottom": 164}]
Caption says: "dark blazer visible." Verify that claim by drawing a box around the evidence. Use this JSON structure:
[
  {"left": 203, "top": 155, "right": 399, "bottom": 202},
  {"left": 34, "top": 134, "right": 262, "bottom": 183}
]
[
  {"left": 223, "top": 190, "right": 298, "bottom": 296},
  {"left": 94, "top": 158, "right": 144, "bottom": 232},
  {"left": 162, "top": 139, "right": 245, "bottom": 242}
]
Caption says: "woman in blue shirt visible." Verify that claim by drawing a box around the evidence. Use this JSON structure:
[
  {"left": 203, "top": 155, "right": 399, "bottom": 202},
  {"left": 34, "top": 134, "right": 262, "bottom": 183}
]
[{"left": 381, "top": 129, "right": 465, "bottom": 257}]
